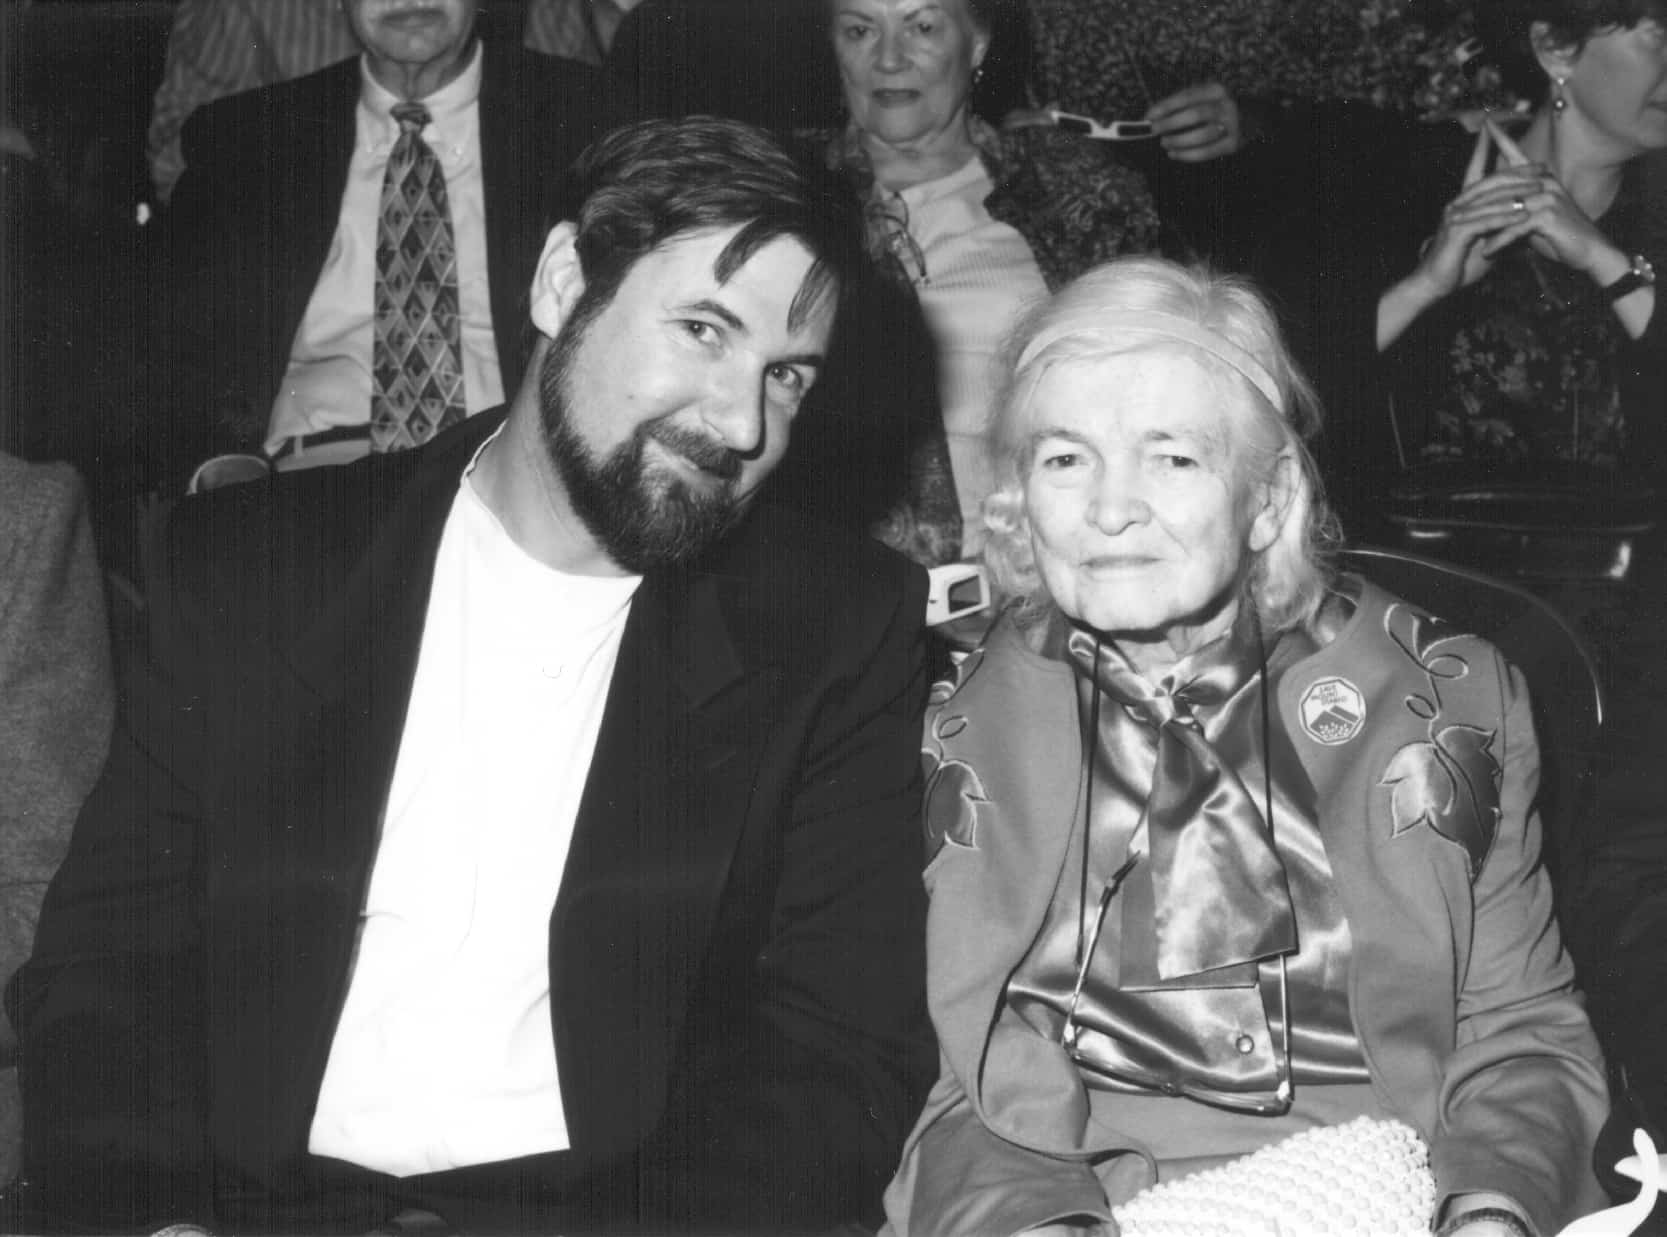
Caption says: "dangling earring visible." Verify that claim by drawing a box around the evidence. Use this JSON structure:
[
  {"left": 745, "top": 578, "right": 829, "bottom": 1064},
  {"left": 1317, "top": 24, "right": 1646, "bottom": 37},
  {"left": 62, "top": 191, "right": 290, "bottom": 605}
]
[
  {"left": 973, "top": 62, "right": 986, "bottom": 86},
  {"left": 1551, "top": 75, "right": 1568, "bottom": 115}
]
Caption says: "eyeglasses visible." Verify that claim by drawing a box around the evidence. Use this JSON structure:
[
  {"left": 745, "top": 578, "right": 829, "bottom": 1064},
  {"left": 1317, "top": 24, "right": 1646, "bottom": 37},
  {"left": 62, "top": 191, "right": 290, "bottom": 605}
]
[
  {"left": 863, "top": 190, "right": 929, "bottom": 286},
  {"left": 1061, "top": 848, "right": 1142, "bottom": 1053},
  {"left": 1047, "top": 109, "right": 1156, "bottom": 141},
  {"left": 1059, "top": 842, "right": 1294, "bottom": 1115}
]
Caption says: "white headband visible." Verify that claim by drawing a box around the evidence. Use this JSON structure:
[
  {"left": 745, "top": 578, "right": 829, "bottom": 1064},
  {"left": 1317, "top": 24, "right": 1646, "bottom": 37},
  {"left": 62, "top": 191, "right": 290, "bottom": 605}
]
[{"left": 1016, "top": 311, "right": 1283, "bottom": 410}]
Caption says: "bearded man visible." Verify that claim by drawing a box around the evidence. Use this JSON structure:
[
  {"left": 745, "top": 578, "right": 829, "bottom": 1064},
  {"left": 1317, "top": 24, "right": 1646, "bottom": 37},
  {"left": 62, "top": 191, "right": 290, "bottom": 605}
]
[{"left": 7, "top": 118, "right": 933, "bottom": 1236}]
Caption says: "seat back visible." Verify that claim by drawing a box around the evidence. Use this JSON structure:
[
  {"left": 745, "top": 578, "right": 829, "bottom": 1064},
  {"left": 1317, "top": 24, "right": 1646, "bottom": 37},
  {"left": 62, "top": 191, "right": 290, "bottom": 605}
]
[{"left": 1339, "top": 546, "right": 1603, "bottom": 889}]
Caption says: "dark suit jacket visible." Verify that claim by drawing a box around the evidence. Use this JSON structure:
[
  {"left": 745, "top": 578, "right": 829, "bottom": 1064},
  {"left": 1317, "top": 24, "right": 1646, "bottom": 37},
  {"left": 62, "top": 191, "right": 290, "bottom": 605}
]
[
  {"left": 150, "top": 44, "right": 624, "bottom": 485},
  {"left": 9, "top": 411, "right": 934, "bottom": 1232}
]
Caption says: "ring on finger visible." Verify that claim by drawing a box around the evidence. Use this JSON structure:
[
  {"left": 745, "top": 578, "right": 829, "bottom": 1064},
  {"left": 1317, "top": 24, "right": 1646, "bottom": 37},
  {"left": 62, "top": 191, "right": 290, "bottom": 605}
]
[
  {"left": 1214, "top": 121, "right": 1227, "bottom": 138},
  {"left": 1512, "top": 196, "right": 1527, "bottom": 213}
]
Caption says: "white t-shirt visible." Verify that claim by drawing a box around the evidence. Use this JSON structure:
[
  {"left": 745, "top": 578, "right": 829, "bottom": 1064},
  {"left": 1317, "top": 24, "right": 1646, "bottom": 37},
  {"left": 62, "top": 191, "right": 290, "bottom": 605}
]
[{"left": 308, "top": 447, "right": 639, "bottom": 1175}]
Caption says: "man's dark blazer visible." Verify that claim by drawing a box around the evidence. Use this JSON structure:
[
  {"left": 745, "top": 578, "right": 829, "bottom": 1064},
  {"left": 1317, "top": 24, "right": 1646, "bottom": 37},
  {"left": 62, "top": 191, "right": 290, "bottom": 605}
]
[
  {"left": 150, "top": 43, "right": 624, "bottom": 484},
  {"left": 8, "top": 410, "right": 934, "bottom": 1233}
]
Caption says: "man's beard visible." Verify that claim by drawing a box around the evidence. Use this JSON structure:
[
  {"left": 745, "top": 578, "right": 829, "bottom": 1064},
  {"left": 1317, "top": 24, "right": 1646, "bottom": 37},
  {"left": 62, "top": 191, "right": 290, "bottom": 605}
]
[{"left": 537, "top": 317, "right": 749, "bottom": 574}]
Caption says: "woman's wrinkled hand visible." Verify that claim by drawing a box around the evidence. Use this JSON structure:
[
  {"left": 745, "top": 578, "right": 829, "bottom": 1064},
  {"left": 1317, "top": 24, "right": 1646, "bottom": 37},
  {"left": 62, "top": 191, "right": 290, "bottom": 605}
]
[{"left": 1145, "top": 82, "right": 1243, "bottom": 162}]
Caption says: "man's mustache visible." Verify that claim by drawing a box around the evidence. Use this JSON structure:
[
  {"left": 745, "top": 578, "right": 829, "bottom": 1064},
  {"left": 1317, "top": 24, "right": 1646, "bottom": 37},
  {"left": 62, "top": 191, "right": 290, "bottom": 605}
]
[{"left": 644, "top": 423, "right": 744, "bottom": 482}]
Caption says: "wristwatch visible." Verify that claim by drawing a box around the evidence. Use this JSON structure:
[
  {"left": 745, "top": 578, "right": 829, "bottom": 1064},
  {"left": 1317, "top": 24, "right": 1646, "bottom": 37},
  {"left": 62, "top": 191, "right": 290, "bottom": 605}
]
[{"left": 1603, "top": 253, "right": 1656, "bottom": 303}]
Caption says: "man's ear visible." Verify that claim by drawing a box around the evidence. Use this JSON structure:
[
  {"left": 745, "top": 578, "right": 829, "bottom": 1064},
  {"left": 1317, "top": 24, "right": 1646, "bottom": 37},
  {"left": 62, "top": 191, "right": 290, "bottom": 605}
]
[
  {"left": 1248, "top": 450, "right": 1298, "bottom": 555},
  {"left": 529, "top": 221, "right": 585, "bottom": 339}
]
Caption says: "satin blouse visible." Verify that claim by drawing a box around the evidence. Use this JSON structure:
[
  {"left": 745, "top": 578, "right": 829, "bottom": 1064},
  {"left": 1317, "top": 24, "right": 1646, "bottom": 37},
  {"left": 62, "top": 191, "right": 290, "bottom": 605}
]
[{"left": 1008, "top": 598, "right": 1372, "bottom": 1108}]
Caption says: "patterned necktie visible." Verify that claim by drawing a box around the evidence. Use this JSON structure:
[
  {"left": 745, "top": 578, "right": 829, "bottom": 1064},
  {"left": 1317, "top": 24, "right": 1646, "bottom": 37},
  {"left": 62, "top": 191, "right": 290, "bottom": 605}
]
[
  {"left": 372, "top": 102, "right": 466, "bottom": 452},
  {"left": 1066, "top": 627, "right": 1296, "bottom": 981}
]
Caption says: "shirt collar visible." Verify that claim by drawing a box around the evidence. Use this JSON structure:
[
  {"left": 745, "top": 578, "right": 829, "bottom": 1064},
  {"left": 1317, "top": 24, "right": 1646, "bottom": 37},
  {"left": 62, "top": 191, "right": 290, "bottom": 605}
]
[{"left": 359, "top": 39, "right": 483, "bottom": 146}]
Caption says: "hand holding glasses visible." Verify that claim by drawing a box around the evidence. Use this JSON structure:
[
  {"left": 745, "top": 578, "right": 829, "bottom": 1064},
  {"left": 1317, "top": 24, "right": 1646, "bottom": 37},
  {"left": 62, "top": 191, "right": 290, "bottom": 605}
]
[{"left": 1047, "top": 81, "right": 1245, "bottom": 164}]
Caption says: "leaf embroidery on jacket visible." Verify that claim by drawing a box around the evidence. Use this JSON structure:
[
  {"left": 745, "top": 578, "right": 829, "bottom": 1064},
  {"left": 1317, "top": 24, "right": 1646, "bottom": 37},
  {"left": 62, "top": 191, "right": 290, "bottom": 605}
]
[
  {"left": 921, "top": 653, "right": 990, "bottom": 861},
  {"left": 921, "top": 750, "right": 989, "bottom": 860},
  {"left": 1378, "top": 607, "right": 1502, "bottom": 878}
]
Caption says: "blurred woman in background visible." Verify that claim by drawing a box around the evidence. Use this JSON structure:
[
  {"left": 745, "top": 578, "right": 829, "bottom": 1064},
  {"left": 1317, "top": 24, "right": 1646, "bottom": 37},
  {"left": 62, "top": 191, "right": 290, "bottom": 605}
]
[
  {"left": 815, "top": 0, "right": 1161, "bottom": 563},
  {"left": 1377, "top": 0, "right": 1666, "bottom": 470}
]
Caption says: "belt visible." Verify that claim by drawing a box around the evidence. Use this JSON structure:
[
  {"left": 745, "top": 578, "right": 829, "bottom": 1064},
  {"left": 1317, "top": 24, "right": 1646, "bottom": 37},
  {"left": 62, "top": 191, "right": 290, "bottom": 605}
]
[{"left": 270, "top": 423, "right": 371, "bottom": 462}]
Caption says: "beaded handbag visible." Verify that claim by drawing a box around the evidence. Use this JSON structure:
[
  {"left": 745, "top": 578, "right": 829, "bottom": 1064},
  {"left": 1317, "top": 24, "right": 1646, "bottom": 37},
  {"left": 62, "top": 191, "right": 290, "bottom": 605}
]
[{"left": 1112, "top": 1116, "right": 1436, "bottom": 1237}]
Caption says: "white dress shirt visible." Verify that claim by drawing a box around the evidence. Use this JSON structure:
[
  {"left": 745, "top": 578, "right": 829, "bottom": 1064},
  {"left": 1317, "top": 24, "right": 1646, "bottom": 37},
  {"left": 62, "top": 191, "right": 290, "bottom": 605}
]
[
  {"left": 266, "top": 44, "right": 503, "bottom": 458},
  {"left": 900, "top": 156, "right": 1048, "bottom": 554},
  {"left": 308, "top": 440, "right": 640, "bottom": 1175}
]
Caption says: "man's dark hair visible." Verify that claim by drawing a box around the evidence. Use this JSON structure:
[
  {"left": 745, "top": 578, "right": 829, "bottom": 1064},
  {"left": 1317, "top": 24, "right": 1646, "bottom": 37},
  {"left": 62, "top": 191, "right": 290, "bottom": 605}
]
[{"left": 564, "top": 115, "right": 864, "bottom": 336}]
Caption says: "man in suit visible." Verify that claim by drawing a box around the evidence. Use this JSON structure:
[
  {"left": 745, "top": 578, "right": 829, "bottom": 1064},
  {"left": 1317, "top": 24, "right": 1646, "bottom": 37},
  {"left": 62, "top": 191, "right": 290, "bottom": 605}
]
[
  {"left": 152, "top": 0, "right": 625, "bottom": 488},
  {"left": 9, "top": 118, "right": 933, "bottom": 1234}
]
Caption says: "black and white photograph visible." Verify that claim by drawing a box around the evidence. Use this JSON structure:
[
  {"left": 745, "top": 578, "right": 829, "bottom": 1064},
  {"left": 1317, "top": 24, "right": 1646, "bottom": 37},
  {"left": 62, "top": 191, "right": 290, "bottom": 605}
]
[{"left": 1, "top": 1, "right": 1664, "bottom": 1233}]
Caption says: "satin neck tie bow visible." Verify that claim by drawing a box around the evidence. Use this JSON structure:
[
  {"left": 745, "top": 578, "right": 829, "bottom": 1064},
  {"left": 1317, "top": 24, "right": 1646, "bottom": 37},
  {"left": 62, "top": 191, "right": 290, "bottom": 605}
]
[{"left": 1065, "top": 627, "right": 1297, "bottom": 981}]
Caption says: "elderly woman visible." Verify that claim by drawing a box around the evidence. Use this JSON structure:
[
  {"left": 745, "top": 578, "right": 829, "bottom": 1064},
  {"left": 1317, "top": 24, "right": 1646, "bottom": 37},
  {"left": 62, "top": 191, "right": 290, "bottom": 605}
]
[
  {"left": 884, "top": 257, "right": 1608, "bottom": 1237},
  {"left": 818, "top": 0, "right": 1162, "bottom": 562}
]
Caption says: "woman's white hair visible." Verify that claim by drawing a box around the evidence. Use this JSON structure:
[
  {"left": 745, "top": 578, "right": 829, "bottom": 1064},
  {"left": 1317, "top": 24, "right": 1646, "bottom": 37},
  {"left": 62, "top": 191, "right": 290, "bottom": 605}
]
[{"left": 981, "top": 255, "right": 1340, "bottom": 635}]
